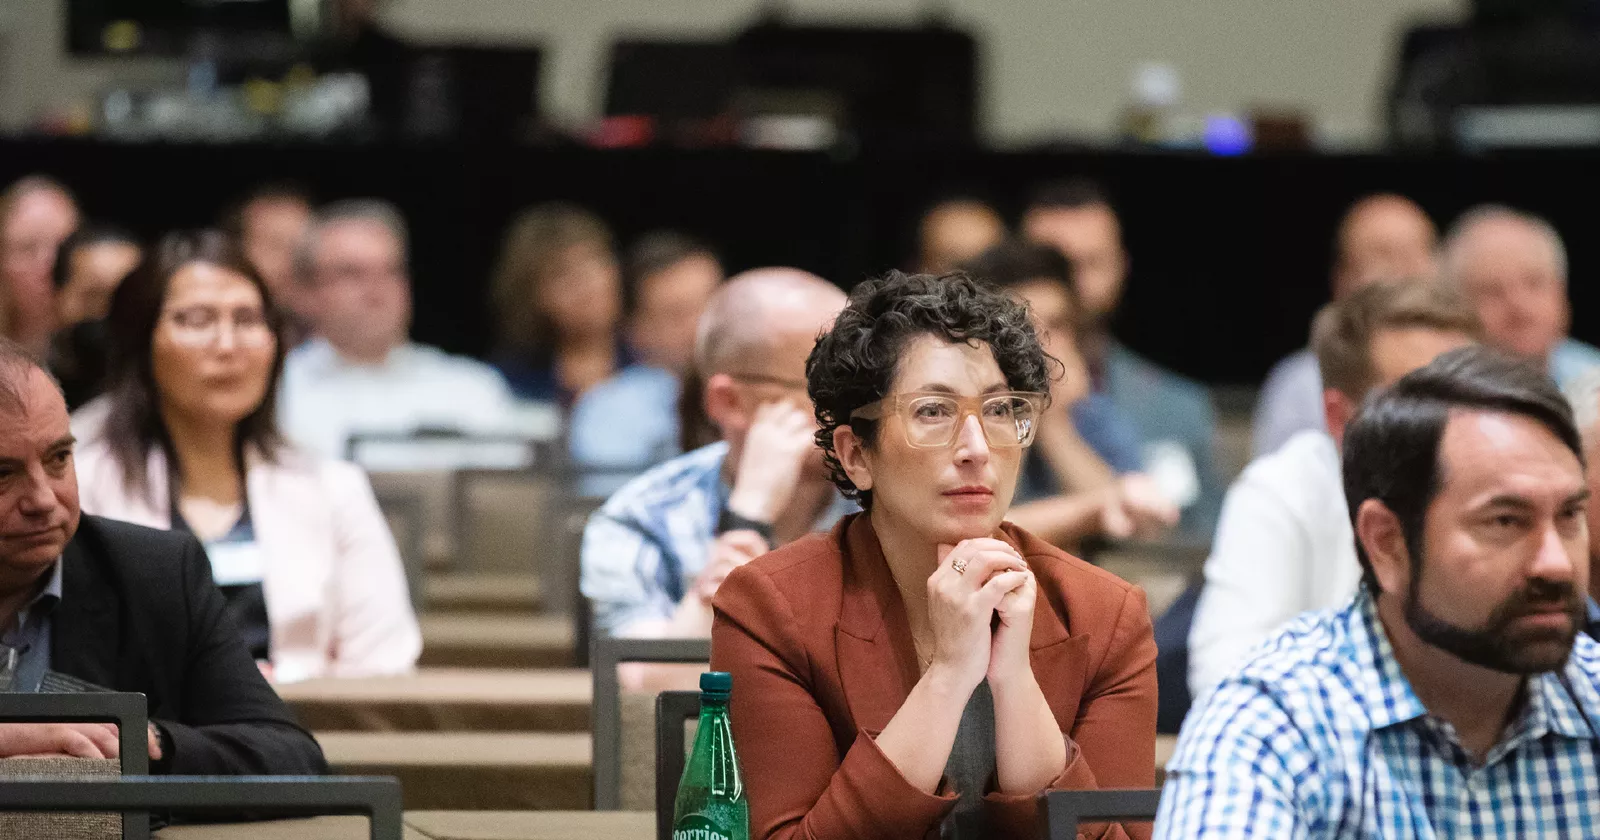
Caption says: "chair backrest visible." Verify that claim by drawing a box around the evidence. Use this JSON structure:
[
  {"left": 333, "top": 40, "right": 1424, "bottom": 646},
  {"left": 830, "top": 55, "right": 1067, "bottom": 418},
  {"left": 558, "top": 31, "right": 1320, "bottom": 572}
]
[
  {"left": 563, "top": 495, "right": 608, "bottom": 667},
  {"left": 655, "top": 690, "right": 701, "bottom": 840},
  {"left": 1037, "top": 788, "right": 1163, "bottom": 840},
  {"left": 360, "top": 434, "right": 572, "bottom": 585},
  {"left": 591, "top": 636, "right": 712, "bottom": 810},
  {"left": 370, "top": 482, "right": 427, "bottom": 611},
  {"left": 366, "top": 469, "right": 458, "bottom": 571},
  {"left": 346, "top": 431, "right": 542, "bottom": 473},
  {"left": 0, "top": 692, "right": 151, "bottom": 840},
  {"left": 0, "top": 775, "right": 404, "bottom": 840}
]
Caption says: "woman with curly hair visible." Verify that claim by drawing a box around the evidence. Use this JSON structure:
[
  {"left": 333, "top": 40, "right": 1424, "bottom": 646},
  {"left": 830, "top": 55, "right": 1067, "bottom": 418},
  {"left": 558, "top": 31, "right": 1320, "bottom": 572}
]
[{"left": 710, "top": 271, "right": 1158, "bottom": 840}]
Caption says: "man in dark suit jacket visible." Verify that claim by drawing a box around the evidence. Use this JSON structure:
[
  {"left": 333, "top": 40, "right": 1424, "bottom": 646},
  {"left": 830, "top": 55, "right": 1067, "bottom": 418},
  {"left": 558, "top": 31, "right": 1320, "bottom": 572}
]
[{"left": 0, "top": 339, "right": 325, "bottom": 774}]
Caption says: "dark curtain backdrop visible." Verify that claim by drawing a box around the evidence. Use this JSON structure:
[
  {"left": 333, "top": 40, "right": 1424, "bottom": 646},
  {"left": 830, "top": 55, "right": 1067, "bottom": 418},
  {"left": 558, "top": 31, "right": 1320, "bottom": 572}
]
[{"left": 10, "top": 138, "right": 1598, "bottom": 385}]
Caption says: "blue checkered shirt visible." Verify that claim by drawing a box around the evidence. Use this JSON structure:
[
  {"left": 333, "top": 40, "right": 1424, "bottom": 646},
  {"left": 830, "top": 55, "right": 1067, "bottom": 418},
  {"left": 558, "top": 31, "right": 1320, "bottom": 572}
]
[
  {"left": 580, "top": 442, "right": 852, "bottom": 635},
  {"left": 1156, "top": 589, "right": 1600, "bottom": 838}
]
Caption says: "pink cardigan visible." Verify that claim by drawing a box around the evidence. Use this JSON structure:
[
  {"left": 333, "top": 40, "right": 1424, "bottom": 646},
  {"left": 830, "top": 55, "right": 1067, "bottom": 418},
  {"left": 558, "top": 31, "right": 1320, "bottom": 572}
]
[{"left": 73, "top": 437, "right": 422, "bottom": 683}]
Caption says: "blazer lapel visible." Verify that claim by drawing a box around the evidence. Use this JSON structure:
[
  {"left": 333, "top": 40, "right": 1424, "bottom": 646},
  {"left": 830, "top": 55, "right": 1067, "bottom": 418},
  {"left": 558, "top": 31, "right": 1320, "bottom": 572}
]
[
  {"left": 1025, "top": 560, "right": 1092, "bottom": 728},
  {"left": 53, "top": 527, "right": 125, "bottom": 690},
  {"left": 835, "top": 516, "right": 921, "bottom": 734}
]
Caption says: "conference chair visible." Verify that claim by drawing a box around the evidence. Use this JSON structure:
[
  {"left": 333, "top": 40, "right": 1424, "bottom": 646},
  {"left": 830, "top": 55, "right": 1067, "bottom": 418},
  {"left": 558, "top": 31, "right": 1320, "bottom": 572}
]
[
  {"left": 0, "top": 692, "right": 150, "bottom": 839},
  {"left": 591, "top": 636, "right": 711, "bottom": 810},
  {"left": 1038, "top": 789, "right": 1164, "bottom": 840},
  {"left": 654, "top": 690, "right": 701, "bottom": 840},
  {"left": 371, "top": 481, "right": 427, "bottom": 611},
  {"left": 0, "top": 776, "right": 403, "bottom": 840}
]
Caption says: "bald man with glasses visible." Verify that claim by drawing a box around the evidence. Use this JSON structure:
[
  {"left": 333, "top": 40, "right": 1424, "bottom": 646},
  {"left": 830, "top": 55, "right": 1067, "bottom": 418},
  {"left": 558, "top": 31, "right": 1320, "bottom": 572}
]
[{"left": 581, "top": 269, "right": 851, "bottom": 642}]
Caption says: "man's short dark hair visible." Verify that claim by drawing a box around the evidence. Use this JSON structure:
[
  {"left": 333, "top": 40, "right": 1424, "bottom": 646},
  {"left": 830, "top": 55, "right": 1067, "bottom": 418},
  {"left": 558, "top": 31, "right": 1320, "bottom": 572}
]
[
  {"left": 806, "top": 271, "right": 1056, "bottom": 508},
  {"left": 960, "top": 240, "right": 1079, "bottom": 306},
  {"left": 623, "top": 230, "right": 718, "bottom": 318},
  {"left": 1024, "top": 177, "right": 1113, "bottom": 216},
  {"left": 219, "top": 181, "right": 313, "bottom": 238},
  {"left": 1311, "top": 279, "right": 1481, "bottom": 399},
  {"left": 1342, "top": 346, "right": 1583, "bottom": 593}
]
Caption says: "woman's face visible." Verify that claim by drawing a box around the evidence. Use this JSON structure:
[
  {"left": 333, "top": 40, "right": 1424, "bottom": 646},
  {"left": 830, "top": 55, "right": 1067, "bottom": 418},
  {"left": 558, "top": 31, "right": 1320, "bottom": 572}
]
[
  {"left": 536, "top": 242, "right": 621, "bottom": 341},
  {"left": 151, "top": 262, "right": 277, "bottom": 431},
  {"left": 843, "top": 334, "right": 1026, "bottom": 546}
]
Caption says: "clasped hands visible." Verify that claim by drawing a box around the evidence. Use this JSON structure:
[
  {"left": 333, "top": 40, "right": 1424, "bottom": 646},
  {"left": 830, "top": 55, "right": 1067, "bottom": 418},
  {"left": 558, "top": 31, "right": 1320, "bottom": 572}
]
[{"left": 923, "top": 538, "right": 1037, "bottom": 692}]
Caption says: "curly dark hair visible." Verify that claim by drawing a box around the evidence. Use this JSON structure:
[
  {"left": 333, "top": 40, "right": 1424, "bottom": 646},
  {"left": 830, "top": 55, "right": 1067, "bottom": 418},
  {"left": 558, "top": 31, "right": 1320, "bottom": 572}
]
[{"left": 807, "top": 271, "right": 1057, "bottom": 508}]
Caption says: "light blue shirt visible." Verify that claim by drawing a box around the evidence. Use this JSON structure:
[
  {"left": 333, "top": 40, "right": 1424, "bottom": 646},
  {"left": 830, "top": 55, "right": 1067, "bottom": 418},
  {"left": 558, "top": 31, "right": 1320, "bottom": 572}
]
[
  {"left": 1549, "top": 337, "right": 1600, "bottom": 391},
  {"left": 1104, "top": 342, "right": 1223, "bottom": 537},
  {"left": 580, "top": 442, "right": 854, "bottom": 636},
  {"left": 568, "top": 365, "right": 682, "bottom": 498},
  {"left": 1, "top": 560, "right": 62, "bottom": 693},
  {"left": 1158, "top": 589, "right": 1600, "bottom": 838}
]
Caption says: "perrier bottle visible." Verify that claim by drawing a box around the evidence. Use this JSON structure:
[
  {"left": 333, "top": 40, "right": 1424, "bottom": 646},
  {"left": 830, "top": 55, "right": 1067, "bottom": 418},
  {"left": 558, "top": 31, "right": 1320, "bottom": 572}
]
[{"left": 672, "top": 671, "right": 749, "bottom": 840}]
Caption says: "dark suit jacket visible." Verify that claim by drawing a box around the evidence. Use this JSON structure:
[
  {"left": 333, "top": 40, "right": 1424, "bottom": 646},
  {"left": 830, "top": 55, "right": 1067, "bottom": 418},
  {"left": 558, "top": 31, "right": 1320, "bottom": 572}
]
[
  {"left": 711, "top": 514, "right": 1157, "bottom": 840},
  {"left": 54, "top": 515, "right": 327, "bottom": 776}
]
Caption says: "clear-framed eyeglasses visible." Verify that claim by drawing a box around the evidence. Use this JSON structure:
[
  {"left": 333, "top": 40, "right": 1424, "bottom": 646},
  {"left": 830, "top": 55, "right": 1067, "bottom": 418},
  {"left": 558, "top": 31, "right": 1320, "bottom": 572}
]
[
  {"left": 850, "top": 391, "right": 1047, "bottom": 449},
  {"left": 161, "top": 305, "right": 275, "bottom": 349}
]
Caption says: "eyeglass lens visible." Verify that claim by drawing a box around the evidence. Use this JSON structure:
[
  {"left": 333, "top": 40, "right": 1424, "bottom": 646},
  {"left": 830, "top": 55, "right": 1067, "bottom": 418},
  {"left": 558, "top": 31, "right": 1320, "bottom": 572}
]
[{"left": 903, "top": 394, "right": 1037, "bottom": 448}]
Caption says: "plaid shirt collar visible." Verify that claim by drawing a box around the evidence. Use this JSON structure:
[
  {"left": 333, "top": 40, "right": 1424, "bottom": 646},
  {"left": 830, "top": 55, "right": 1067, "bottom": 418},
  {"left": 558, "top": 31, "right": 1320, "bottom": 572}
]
[{"left": 1349, "top": 588, "right": 1596, "bottom": 745}]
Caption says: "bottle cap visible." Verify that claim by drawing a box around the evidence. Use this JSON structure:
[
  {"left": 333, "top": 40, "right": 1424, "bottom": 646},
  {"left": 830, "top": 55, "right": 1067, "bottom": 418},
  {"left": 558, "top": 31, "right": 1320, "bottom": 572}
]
[{"left": 700, "top": 671, "right": 732, "bottom": 696}]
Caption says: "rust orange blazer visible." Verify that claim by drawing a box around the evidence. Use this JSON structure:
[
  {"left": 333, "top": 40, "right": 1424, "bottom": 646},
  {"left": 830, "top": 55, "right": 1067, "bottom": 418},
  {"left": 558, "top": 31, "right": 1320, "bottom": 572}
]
[{"left": 711, "top": 513, "right": 1158, "bottom": 840}]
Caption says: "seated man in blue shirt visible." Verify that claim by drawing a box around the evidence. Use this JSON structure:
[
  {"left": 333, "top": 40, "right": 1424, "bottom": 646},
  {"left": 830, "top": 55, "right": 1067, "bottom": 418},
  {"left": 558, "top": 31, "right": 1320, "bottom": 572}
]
[
  {"left": 1159, "top": 346, "right": 1600, "bottom": 838},
  {"left": 581, "top": 268, "right": 849, "bottom": 640},
  {"left": 962, "top": 241, "right": 1178, "bottom": 547},
  {"left": 1023, "top": 178, "right": 1224, "bottom": 537}
]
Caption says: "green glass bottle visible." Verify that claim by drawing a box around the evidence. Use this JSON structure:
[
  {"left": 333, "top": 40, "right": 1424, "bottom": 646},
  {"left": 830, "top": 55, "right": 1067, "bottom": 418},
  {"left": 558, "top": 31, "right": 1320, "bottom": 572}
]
[{"left": 672, "top": 671, "right": 750, "bottom": 840}]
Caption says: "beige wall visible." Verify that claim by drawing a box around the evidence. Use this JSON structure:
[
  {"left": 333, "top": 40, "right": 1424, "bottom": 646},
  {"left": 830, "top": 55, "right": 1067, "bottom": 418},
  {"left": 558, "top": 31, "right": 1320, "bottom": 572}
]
[{"left": 2, "top": 0, "right": 1466, "bottom": 146}]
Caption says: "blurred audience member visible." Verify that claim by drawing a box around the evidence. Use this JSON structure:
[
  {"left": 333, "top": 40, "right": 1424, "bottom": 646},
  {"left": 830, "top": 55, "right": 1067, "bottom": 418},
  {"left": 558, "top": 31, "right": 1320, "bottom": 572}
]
[
  {"left": 490, "top": 204, "right": 624, "bottom": 406},
  {"left": 1252, "top": 194, "right": 1439, "bottom": 457},
  {"left": 569, "top": 232, "right": 725, "bottom": 494},
  {"left": 964, "top": 242, "right": 1177, "bottom": 546},
  {"left": 1568, "top": 371, "right": 1600, "bottom": 632},
  {"left": 49, "top": 225, "right": 142, "bottom": 409},
  {"left": 280, "top": 199, "right": 515, "bottom": 461},
  {"left": 916, "top": 197, "right": 1006, "bottom": 274},
  {"left": 1443, "top": 204, "right": 1600, "bottom": 389},
  {"left": 624, "top": 231, "right": 723, "bottom": 374},
  {"left": 74, "top": 230, "right": 420, "bottom": 682},
  {"left": 1188, "top": 279, "right": 1478, "bottom": 701},
  {"left": 1023, "top": 178, "right": 1223, "bottom": 537},
  {"left": 224, "top": 183, "right": 314, "bottom": 343},
  {"left": 0, "top": 176, "right": 79, "bottom": 358},
  {"left": 582, "top": 268, "right": 849, "bottom": 640},
  {"left": 0, "top": 338, "right": 327, "bottom": 776}
]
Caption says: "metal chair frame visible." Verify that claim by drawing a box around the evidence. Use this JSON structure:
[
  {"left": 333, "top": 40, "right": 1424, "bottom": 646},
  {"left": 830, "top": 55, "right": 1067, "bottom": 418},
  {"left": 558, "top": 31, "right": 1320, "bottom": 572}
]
[{"left": 590, "top": 636, "right": 711, "bottom": 810}]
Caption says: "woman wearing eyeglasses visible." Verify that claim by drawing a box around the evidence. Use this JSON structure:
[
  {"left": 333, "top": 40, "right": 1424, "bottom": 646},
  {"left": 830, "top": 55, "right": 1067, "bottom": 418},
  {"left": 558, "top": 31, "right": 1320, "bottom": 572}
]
[
  {"left": 711, "top": 272, "right": 1157, "bottom": 840},
  {"left": 72, "top": 230, "right": 420, "bottom": 682}
]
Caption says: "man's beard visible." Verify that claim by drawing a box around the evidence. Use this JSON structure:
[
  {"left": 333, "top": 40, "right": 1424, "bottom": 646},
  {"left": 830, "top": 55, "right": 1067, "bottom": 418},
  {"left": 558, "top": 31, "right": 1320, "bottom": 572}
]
[{"left": 1405, "top": 572, "right": 1582, "bottom": 675}]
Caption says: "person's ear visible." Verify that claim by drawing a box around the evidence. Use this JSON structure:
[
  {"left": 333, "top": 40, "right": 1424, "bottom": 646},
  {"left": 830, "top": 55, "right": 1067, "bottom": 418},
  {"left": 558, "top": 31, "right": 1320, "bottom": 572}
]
[
  {"left": 1356, "top": 498, "right": 1410, "bottom": 595},
  {"left": 832, "top": 424, "right": 874, "bottom": 495},
  {"left": 703, "top": 373, "right": 744, "bottom": 435},
  {"left": 1323, "top": 388, "right": 1358, "bottom": 448}
]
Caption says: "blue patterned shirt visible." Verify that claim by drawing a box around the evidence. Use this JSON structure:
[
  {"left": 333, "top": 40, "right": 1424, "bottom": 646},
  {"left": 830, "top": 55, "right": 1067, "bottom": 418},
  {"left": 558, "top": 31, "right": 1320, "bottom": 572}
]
[
  {"left": 580, "top": 442, "right": 853, "bottom": 635},
  {"left": 1156, "top": 589, "right": 1600, "bottom": 839}
]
